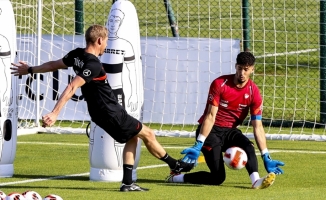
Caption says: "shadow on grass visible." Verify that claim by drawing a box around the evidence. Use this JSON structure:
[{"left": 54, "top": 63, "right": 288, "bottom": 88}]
[{"left": 1, "top": 175, "right": 251, "bottom": 191}]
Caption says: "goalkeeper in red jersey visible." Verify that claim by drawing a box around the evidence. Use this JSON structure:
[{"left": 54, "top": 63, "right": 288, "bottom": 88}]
[{"left": 166, "top": 51, "right": 284, "bottom": 189}]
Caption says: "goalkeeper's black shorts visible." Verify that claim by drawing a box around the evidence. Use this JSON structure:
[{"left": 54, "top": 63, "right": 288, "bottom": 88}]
[{"left": 195, "top": 124, "right": 253, "bottom": 152}]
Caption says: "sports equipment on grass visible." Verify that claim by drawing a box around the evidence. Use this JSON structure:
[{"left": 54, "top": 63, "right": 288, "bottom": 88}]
[
  {"left": 0, "top": 191, "right": 6, "bottom": 200},
  {"left": 252, "top": 172, "right": 276, "bottom": 189},
  {"left": 120, "top": 183, "right": 149, "bottom": 192},
  {"left": 0, "top": 0, "right": 18, "bottom": 178},
  {"left": 223, "top": 147, "right": 248, "bottom": 170},
  {"left": 5, "top": 193, "right": 25, "bottom": 200},
  {"left": 22, "top": 190, "right": 42, "bottom": 200},
  {"left": 262, "top": 153, "right": 285, "bottom": 175},
  {"left": 88, "top": 0, "right": 143, "bottom": 182},
  {"left": 197, "top": 155, "right": 206, "bottom": 163},
  {"left": 43, "top": 194, "right": 63, "bottom": 200}
]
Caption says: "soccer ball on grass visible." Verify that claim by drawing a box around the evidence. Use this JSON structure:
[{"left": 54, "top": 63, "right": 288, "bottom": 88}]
[
  {"left": 43, "top": 194, "right": 63, "bottom": 200},
  {"left": 4, "top": 193, "right": 26, "bottom": 200},
  {"left": 0, "top": 191, "right": 6, "bottom": 200},
  {"left": 223, "top": 146, "right": 248, "bottom": 170},
  {"left": 22, "top": 190, "right": 42, "bottom": 200}
]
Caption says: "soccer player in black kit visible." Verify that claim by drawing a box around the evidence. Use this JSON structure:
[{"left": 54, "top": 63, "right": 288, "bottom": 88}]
[{"left": 11, "top": 24, "right": 194, "bottom": 192}]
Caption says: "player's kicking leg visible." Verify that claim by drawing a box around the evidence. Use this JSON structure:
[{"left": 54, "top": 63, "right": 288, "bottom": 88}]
[
  {"left": 119, "top": 124, "right": 194, "bottom": 192},
  {"left": 137, "top": 125, "right": 194, "bottom": 174}
]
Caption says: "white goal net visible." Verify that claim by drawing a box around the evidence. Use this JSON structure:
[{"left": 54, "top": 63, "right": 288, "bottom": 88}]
[{"left": 11, "top": 0, "right": 326, "bottom": 141}]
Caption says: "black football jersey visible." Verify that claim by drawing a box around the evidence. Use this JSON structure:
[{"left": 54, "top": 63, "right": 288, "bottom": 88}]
[{"left": 62, "top": 48, "right": 120, "bottom": 119}]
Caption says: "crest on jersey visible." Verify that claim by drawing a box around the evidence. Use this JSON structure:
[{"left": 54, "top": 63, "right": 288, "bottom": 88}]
[
  {"left": 83, "top": 69, "right": 91, "bottom": 76},
  {"left": 244, "top": 93, "right": 249, "bottom": 99}
]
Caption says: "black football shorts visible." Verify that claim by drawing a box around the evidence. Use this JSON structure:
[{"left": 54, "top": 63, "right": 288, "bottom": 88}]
[
  {"left": 195, "top": 125, "right": 252, "bottom": 152},
  {"left": 93, "top": 108, "right": 142, "bottom": 143}
]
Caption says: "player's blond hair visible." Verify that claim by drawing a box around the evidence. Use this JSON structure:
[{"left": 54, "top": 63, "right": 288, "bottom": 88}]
[{"left": 85, "top": 25, "right": 108, "bottom": 45}]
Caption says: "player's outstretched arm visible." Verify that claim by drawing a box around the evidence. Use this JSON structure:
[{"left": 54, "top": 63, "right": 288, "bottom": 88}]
[
  {"left": 252, "top": 119, "right": 285, "bottom": 175},
  {"left": 11, "top": 59, "right": 67, "bottom": 76},
  {"left": 181, "top": 105, "right": 218, "bottom": 165},
  {"left": 42, "top": 75, "right": 85, "bottom": 127}
]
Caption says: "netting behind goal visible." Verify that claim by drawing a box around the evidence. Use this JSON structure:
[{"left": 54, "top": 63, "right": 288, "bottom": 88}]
[{"left": 11, "top": 0, "right": 326, "bottom": 140}]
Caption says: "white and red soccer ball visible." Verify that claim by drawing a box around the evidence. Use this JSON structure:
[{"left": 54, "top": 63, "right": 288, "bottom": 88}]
[
  {"left": 223, "top": 146, "right": 248, "bottom": 170},
  {"left": 4, "top": 192, "right": 26, "bottom": 200},
  {"left": 22, "top": 190, "right": 42, "bottom": 200},
  {"left": 43, "top": 194, "right": 63, "bottom": 200},
  {"left": 0, "top": 191, "right": 6, "bottom": 200},
  {"left": 0, "top": 191, "right": 62, "bottom": 200}
]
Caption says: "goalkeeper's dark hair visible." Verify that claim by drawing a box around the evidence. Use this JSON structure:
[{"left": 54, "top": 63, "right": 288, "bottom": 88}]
[
  {"left": 236, "top": 52, "right": 255, "bottom": 66},
  {"left": 85, "top": 25, "right": 108, "bottom": 45}
]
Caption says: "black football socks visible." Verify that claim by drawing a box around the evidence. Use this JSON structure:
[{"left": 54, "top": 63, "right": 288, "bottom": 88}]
[
  {"left": 122, "top": 164, "right": 133, "bottom": 185},
  {"left": 160, "top": 153, "right": 177, "bottom": 169}
]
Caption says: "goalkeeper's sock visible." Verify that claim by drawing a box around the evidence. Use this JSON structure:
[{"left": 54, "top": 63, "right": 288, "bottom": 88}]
[
  {"left": 122, "top": 164, "right": 134, "bottom": 185},
  {"left": 160, "top": 153, "right": 177, "bottom": 169},
  {"left": 250, "top": 172, "right": 260, "bottom": 184}
]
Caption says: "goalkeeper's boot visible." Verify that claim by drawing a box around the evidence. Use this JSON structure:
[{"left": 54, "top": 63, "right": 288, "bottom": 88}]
[
  {"left": 252, "top": 172, "right": 276, "bottom": 189},
  {"left": 170, "top": 159, "right": 195, "bottom": 174},
  {"left": 165, "top": 173, "right": 180, "bottom": 183},
  {"left": 120, "top": 183, "right": 149, "bottom": 192}
]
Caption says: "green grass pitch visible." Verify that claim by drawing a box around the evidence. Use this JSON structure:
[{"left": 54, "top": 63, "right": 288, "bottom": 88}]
[{"left": 0, "top": 134, "right": 325, "bottom": 199}]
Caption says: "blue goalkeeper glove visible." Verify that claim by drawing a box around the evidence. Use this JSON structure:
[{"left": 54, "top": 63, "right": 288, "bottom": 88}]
[
  {"left": 181, "top": 141, "right": 204, "bottom": 165},
  {"left": 262, "top": 153, "right": 285, "bottom": 175}
]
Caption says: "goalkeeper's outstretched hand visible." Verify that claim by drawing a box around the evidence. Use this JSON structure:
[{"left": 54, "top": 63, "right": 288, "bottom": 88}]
[
  {"left": 262, "top": 153, "right": 285, "bottom": 175},
  {"left": 181, "top": 141, "right": 203, "bottom": 165}
]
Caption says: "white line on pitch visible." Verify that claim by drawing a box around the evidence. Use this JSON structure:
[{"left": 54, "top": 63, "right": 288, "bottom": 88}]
[
  {"left": 0, "top": 173, "right": 89, "bottom": 186},
  {"left": 255, "top": 48, "right": 318, "bottom": 58},
  {"left": 0, "top": 164, "right": 168, "bottom": 186},
  {"left": 17, "top": 142, "right": 326, "bottom": 154},
  {"left": 18, "top": 142, "right": 89, "bottom": 146}
]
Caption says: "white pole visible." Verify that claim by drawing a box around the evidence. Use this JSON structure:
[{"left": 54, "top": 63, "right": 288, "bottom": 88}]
[{"left": 36, "top": 0, "right": 43, "bottom": 127}]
